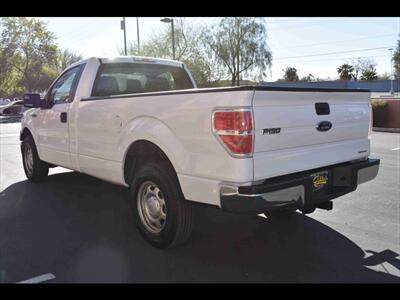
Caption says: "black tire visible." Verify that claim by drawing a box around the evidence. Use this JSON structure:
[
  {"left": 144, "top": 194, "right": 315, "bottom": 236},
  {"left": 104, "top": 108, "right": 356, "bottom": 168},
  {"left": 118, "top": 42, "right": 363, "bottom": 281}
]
[
  {"left": 130, "top": 162, "right": 194, "bottom": 249},
  {"left": 21, "top": 135, "right": 49, "bottom": 182},
  {"left": 264, "top": 208, "right": 298, "bottom": 219}
]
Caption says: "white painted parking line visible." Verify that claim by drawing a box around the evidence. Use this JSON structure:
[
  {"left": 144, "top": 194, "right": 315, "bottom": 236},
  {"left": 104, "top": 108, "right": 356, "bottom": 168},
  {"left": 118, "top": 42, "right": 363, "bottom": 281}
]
[
  {"left": 0, "top": 134, "right": 20, "bottom": 138},
  {"left": 391, "top": 147, "right": 400, "bottom": 151},
  {"left": 17, "top": 273, "right": 56, "bottom": 284}
]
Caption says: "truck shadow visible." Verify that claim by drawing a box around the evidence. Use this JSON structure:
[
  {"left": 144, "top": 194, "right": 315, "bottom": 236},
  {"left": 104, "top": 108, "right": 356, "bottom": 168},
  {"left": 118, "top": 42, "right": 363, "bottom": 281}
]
[{"left": 0, "top": 171, "right": 399, "bottom": 283}]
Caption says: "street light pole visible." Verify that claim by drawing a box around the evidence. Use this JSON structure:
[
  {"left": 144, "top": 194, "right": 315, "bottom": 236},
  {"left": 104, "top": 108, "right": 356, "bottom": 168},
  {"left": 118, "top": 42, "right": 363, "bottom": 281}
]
[
  {"left": 171, "top": 19, "right": 175, "bottom": 60},
  {"left": 136, "top": 17, "right": 140, "bottom": 55},
  {"left": 389, "top": 48, "right": 394, "bottom": 94},
  {"left": 121, "top": 17, "right": 127, "bottom": 56},
  {"left": 121, "top": 17, "right": 126, "bottom": 56},
  {"left": 160, "top": 17, "right": 175, "bottom": 60}
]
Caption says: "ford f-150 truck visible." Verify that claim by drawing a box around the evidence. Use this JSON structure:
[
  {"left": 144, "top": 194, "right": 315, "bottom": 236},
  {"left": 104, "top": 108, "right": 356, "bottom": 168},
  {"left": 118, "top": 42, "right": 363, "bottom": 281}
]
[{"left": 20, "top": 56, "right": 380, "bottom": 248}]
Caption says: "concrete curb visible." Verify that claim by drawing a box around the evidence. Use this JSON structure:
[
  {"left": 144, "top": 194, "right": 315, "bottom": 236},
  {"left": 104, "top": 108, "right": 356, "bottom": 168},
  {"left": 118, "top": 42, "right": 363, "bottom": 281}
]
[{"left": 372, "top": 127, "right": 400, "bottom": 133}]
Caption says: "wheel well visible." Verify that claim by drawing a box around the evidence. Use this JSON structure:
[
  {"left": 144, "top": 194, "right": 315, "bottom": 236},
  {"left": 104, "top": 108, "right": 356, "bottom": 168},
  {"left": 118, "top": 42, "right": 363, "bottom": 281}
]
[
  {"left": 20, "top": 127, "right": 33, "bottom": 141},
  {"left": 124, "top": 140, "right": 177, "bottom": 185}
]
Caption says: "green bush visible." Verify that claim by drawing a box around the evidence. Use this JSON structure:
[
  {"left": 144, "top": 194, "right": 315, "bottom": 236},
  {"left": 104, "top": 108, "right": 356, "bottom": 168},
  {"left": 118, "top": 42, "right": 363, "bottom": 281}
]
[
  {"left": 370, "top": 99, "right": 388, "bottom": 108},
  {"left": 370, "top": 99, "right": 388, "bottom": 127}
]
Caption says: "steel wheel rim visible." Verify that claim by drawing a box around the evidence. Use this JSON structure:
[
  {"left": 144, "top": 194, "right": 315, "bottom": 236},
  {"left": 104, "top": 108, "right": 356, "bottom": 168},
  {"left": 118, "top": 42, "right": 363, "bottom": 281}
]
[
  {"left": 137, "top": 181, "right": 167, "bottom": 233},
  {"left": 24, "top": 144, "right": 34, "bottom": 175}
]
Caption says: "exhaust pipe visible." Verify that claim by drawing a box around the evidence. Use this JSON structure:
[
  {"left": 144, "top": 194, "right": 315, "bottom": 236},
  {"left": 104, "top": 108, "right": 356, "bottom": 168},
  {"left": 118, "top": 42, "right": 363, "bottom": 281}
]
[{"left": 316, "top": 201, "right": 333, "bottom": 211}]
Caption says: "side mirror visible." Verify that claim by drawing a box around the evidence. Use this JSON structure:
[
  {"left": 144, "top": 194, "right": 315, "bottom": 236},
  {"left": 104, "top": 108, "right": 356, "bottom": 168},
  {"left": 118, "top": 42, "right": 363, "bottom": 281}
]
[{"left": 23, "top": 93, "right": 44, "bottom": 108}]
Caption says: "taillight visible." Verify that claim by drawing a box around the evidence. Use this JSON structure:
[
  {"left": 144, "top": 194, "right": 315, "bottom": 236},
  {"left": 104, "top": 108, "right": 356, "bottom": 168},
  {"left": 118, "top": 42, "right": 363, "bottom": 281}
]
[{"left": 212, "top": 109, "right": 253, "bottom": 156}]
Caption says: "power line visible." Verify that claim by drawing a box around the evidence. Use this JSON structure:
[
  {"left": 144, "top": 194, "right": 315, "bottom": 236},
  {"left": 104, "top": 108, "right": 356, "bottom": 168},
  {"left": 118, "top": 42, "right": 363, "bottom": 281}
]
[
  {"left": 273, "top": 54, "right": 391, "bottom": 65},
  {"left": 267, "top": 17, "right": 348, "bottom": 31},
  {"left": 52, "top": 19, "right": 99, "bottom": 40},
  {"left": 272, "top": 33, "right": 398, "bottom": 51},
  {"left": 274, "top": 46, "right": 395, "bottom": 61},
  {"left": 61, "top": 25, "right": 116, "bottom": 49}
]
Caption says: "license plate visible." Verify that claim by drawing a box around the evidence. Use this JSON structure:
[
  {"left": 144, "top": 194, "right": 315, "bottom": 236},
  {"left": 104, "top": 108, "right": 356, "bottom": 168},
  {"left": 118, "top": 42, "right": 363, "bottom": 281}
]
[{"left": 311, "top": 171, "right": 329, "bottom": 191}]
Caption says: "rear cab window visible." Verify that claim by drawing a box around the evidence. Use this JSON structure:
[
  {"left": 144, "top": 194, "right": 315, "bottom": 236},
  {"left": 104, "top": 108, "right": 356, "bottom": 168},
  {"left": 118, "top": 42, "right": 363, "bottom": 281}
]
[{"left": 91, "top": 63, "right": 194, "bottom": 97}]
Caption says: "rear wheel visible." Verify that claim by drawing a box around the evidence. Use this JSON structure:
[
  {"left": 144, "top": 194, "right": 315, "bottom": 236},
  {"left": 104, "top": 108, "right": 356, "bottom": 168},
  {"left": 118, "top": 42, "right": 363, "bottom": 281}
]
[
  {"left": 130, "top": 162, "right": 194, "bottom": 248},
  {"left": 264, "top": 208, "right": 298, "bottom": 219},
  {"left": 21, "top": 136, "right": 49, "bottom": 182},
  {"left": 137, "top": 181, "right": 167, "bottom": 234}
]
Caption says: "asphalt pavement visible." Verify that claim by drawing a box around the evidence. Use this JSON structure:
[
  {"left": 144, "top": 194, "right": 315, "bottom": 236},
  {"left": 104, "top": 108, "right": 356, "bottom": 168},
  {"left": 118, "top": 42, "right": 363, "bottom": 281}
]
[{"left": 0, "top": 121, "right": 399, "bottom": 283}]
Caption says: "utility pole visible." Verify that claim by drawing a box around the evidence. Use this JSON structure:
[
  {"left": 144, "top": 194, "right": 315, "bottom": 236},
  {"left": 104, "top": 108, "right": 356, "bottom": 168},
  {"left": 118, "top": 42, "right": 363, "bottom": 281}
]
[
  {"left": 136, "top": 17, "right": 140, "bottom": 55},
  {"left": 121, "top": 17, "right": 127, "bottom": 56}
]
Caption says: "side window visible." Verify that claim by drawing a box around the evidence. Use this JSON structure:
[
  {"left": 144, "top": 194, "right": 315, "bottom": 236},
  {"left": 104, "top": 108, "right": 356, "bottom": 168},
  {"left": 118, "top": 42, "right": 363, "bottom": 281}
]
[{"left": 49, "top": 66, "right": 81, "bottom": 104}]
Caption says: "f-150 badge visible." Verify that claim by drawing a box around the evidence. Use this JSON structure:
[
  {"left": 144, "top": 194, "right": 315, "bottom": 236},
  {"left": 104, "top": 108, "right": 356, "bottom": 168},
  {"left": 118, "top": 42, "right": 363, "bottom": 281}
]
[{"left": 263, "top": 128, "right": 281, "bottom": 135}]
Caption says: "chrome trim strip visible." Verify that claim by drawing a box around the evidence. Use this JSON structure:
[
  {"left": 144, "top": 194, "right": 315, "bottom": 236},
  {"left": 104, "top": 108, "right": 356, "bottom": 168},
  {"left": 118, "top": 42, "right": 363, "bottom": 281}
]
[
  {"left": 214, "top": 129, "right": 253, "bottom": 135},
  {"left": 220, "top": 184, "right": 305, "bottom": 205},
  {"left": 357, "top": 164, "right": 379, "bottom": 185}
]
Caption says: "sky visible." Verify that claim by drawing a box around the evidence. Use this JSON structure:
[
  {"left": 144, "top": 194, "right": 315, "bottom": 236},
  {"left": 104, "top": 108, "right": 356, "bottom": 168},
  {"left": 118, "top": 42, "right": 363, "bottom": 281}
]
[{"left": 38, "top": 17, "right": 399, "bottom": 82}]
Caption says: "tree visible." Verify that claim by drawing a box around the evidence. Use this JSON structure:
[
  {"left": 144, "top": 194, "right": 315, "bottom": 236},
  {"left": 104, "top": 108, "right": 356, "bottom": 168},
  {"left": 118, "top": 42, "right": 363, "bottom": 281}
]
[
  {"left": 204, "top": 17, "right": 272, "bottom": 86},
  {"left": 360, "top": 65, "right": 378, "bottom": 80},
  {"left": 57, "top": 49, "right": 83, "bottom": 73},
  {"left": 300, "top": 74, "right": 314, "bottom": 82},
  {"left": 0, "top": 17, "right": 59, "bottom": 97},
  {"left": 351, "top": 58, "right": 376, "bottom": 80},
  {"left": 282, "top": 67, "right": 299, "bottom": 82},
  {"left": 394, "top": 38, "right": 400, "bottom": 79},
  {"left": 124, "top": 18, "right": 223, "bottom": 87},
  {"left": 337, "top": 64, "right": 354, "bottom": 80}
]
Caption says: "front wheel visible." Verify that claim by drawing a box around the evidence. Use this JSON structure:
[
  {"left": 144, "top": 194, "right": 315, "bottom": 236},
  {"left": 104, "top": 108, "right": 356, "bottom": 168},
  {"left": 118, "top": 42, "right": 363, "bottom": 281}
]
[
  {"left": 130, "top": 163, "right": 194, "bottom": 248},
  {"left": 21, "top": 136, "right": 49, "bottom": 182}
]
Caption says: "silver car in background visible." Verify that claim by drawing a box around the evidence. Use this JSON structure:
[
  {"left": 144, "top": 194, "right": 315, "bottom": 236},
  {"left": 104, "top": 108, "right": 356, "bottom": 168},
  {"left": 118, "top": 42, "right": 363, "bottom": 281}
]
[{"left": 0, "top": 100, "right": 28, "bottom": 115}]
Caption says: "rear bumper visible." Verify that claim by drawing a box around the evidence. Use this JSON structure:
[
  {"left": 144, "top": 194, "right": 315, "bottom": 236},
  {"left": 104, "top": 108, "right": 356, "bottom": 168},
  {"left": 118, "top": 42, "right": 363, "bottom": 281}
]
[{"left": 220, "top": 158, "right": 380, "bottom": 214}]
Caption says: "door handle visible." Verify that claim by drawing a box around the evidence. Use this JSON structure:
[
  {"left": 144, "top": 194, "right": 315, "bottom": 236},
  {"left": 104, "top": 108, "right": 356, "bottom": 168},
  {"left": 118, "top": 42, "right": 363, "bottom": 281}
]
[
  {"left": 60, "top": 112, "right": 67, "bottom": 123},
  {"left": 315, "top": 102, "right": 330, "bottom": 115}
]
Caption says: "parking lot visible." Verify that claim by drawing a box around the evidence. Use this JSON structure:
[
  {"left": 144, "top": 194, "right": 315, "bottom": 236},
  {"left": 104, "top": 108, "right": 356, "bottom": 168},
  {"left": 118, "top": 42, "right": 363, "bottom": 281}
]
[{"left": 0, "top": 121, "right": 399, "bottom": 283}]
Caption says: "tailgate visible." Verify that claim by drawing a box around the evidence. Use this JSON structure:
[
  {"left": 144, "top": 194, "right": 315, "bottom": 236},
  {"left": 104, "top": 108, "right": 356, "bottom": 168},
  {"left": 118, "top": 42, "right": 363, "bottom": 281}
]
[{"left": 252, "top": 89, "right": 371, "bottom": 181}]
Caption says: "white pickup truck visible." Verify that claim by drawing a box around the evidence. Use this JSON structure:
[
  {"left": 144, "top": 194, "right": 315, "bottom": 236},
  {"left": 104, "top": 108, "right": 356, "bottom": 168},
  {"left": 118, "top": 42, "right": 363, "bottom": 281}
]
[{"left": 20, "top": 56, "right": 380, "bottom": 248}]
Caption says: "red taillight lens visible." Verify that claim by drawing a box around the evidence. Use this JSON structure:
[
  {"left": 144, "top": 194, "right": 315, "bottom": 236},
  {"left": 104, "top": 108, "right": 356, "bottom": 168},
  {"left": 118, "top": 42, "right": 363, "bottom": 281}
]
[
  {"left": 219, "top": 135, "right": 253, "bottom": 154},
  {"left": 213, "top": 111, "right": 253, "bottom": 131},
  {"left": 213, "top": 110, "right": 253, "bottom": 156}
]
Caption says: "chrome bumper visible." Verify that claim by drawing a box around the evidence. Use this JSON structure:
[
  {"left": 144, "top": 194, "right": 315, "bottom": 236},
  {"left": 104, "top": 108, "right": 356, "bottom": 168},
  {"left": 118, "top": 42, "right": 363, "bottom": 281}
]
[{"left": 220, "top": 158, "right": 380, "bottom": 214}]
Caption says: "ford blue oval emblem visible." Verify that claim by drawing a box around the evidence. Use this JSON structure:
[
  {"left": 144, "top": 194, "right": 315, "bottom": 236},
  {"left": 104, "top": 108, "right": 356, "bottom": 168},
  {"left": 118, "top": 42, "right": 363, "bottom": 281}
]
[{"left": 316, "top": 121, "right": 332, "bottom": 132}]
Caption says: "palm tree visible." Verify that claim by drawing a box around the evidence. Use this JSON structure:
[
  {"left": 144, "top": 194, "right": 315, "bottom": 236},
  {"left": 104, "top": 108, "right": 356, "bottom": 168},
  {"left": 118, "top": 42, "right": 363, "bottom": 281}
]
[
  {"left": 337, "top": 64, "right": 354, "bottom": 80},
  {"left": 360, "top": 66, "right": 378, "bottom": 80},
  {"left": 282, "top": 67, "right": 299, "bottom": 82}
]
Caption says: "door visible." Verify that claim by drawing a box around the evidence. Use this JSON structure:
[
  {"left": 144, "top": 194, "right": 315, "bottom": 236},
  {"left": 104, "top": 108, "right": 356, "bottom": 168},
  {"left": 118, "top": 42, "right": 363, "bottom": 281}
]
[{"left": 37, "top": 65, "right": 82, "bottom": 168}]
